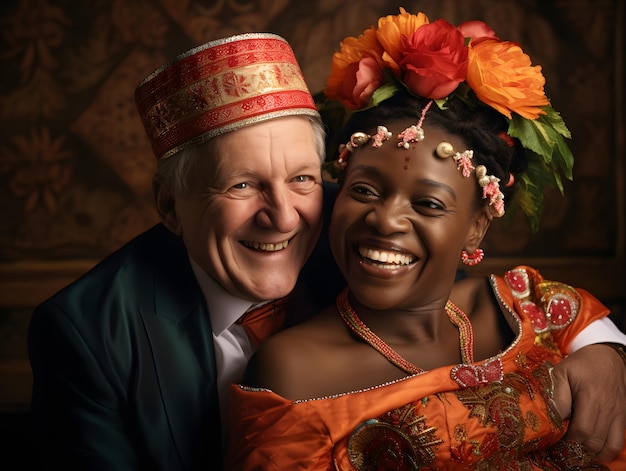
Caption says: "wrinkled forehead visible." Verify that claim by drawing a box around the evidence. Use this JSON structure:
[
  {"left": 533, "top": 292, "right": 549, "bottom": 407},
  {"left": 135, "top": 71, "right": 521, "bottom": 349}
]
[{"left": 192, "top": 116, "right": 321, "bottom": 174}]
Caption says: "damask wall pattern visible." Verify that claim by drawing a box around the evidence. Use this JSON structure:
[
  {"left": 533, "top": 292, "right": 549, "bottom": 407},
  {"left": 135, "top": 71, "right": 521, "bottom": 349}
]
[
  {"left": 0, "top": 0, "right": 623, "bottom": 410},
  {"left": 0, "top": 0, "right": 622, "bottom": 262}
]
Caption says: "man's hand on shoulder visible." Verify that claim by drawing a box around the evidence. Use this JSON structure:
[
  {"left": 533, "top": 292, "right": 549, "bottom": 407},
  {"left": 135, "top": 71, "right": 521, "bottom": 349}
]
[{"left": 552, "top": 343, "right": 626, "bottom": 462}]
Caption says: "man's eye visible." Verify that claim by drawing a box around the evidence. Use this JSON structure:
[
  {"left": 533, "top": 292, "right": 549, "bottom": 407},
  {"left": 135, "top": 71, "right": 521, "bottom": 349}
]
[
  {"left": 293, "top": 175, "right": 311, "bottom": 183},
  {"left": 232, "top": 182, "right": 248, "bottom": 190}
]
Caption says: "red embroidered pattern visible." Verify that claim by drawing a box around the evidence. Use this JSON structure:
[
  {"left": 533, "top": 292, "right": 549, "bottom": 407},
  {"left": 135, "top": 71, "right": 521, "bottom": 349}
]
[
  {"left": 450, "top": 357, "right": 504, "bottom": 388},
  {"left": 504, "top": 267, "right": 580, "bottom": 333},
  {"left": 135, "top": 34, "right": 317, "bottom": 160}
]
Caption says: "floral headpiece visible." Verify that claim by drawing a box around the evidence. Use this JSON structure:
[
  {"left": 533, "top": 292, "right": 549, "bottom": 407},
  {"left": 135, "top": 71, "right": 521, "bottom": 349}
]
[
  {"left": 336, "top": 109, "right": 506, "bottom": 219},
  {"left": 321, "top": 8, "right": 574, "bottom": 231}
]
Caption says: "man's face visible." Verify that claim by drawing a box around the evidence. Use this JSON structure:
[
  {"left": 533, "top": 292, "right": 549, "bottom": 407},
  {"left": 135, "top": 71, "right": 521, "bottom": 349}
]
[{"left": 173, "top": 117, "right": 324, "bottom": 302}]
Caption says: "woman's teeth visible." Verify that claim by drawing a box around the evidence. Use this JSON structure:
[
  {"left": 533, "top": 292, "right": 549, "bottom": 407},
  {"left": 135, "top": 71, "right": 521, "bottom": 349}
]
[{"left": 358, "top": 246, "right": 414, "bottom": 266}]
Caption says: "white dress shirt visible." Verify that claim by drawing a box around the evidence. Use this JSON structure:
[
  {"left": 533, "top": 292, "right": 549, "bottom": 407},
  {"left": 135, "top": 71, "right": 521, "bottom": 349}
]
[
  {"left": 189, "top": 258, "right": 266, "bottom": 442},
  {"left": 568, "top": 316, "right": 626, "bottom": 353}
]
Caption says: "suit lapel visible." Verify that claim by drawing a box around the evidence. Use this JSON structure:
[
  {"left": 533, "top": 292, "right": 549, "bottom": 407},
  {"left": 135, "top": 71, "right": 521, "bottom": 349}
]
[{"left": 139, "top": 228, "right": 222, "bottom": 468}]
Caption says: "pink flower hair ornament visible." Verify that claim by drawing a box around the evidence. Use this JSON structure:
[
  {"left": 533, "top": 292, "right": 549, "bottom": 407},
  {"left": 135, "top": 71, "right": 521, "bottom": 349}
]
[
  {"left": 439, "top": 142, "right": 506, "bottom": 218},
  {"left": 337, "top": 124, "right": 507, "bottom": 218},
  {"left": 320, "top": 7, "right": 575, "bottom": 232}
]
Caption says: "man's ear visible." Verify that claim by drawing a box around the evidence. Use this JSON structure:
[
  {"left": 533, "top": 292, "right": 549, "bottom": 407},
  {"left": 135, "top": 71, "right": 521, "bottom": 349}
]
[
  {"left": 153, "top": 177, "right": 182, "bottom": 235},
  {"left": 464, "top": 207, "right": 492, "bottom": 254}
]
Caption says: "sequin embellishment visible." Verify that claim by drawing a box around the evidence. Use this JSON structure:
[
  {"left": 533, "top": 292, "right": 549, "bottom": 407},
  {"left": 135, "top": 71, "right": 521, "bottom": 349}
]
[
  {"left": 505, "top": 267, "right": 580, "bottom": 333},
  {"left": 348, "top": 405, "right": 441, "bottom": 470}
]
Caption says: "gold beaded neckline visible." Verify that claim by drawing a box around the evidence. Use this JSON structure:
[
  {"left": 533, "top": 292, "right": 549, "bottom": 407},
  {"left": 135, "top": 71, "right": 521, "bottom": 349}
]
[{"left": 336, "top": 287, "right": 475, "bottom": 374}]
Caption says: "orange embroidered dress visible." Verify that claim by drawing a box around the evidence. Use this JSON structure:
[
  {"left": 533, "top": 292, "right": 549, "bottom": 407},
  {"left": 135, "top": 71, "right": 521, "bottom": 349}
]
[{"left": 226, "top": 267, "right": 626, "bottom": 470}]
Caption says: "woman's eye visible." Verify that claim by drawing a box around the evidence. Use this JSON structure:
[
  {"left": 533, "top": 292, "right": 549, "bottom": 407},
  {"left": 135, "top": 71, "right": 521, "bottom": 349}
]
[
  {"left": 293, "top": 175, "right": 309, "bottom": 183},
  {"left": 415, "top": 199, "right": 444, "bottom": 211},
  {"left": 351, "top": 185, "right": 378, "bottom": 197}
]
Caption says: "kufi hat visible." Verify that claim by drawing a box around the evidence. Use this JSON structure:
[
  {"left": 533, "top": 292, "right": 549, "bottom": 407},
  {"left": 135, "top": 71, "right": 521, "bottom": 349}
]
[{"left": 135, "top": 33, "right": 319, "bottom": 160}]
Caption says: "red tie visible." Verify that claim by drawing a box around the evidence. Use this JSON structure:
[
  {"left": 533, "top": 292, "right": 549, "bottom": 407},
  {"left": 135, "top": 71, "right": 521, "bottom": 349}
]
[{"left": 236, "top": 298, "right": 287, "bottom": 346}]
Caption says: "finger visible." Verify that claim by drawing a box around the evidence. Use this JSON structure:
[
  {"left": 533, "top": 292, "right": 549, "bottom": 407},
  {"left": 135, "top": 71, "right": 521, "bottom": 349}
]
[
  {"left": 595, "top": 409, "right": 626, "bottom": 462},
  {"left": 565, "top": 406, "right": 601, "bottom": 451},
  {"left": 549, "top": 365, "right": 572, "bottom": 422}
]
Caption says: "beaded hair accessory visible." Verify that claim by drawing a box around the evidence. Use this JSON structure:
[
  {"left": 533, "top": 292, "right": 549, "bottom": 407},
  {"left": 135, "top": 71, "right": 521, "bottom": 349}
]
[
  {"left": 321, "top": 8, "right": 575, "bottom": 232},
  {"left": 398, "top": 100, "right": 432, "bottom": 149},
  {"left": 335, "top": 100, "right": 432, "bottom": 169},
  {"left": 436, "top": 142, "right": 505, "bottom": 217},
  {"left": 335, "top": 102, "right": 506, "bottom": 217}
]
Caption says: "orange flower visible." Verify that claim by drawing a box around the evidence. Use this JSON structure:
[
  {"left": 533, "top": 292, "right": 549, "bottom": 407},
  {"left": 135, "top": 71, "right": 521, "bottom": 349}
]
[
  {"left": 376, "top": 7, "right": 429, "bottom": 73},
  {"left": 466, "top": 39, "right": 548, "bottom": 119},
  {"left": 325, "top": 27, "right": 385, "bottom": 108}
]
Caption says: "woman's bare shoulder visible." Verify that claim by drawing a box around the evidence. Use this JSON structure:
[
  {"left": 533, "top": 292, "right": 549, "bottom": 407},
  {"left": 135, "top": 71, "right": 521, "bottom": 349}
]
[{"left": 243, "top": 306, "right": 347, "bottom": 396}]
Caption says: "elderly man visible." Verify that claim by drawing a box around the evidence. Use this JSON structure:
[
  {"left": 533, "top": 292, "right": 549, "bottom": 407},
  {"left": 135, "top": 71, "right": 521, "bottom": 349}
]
[
  {"left": 29, "top": 33, "right": 626, "bottom": 470},
  {"left": 29, "top": 33, "right": 335, "bottom": 470}
]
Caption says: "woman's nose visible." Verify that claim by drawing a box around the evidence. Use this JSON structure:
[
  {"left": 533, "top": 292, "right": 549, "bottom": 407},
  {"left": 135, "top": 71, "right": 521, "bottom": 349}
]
[{"left": 364, "top": 199, "right": 412, "bottom": 235}]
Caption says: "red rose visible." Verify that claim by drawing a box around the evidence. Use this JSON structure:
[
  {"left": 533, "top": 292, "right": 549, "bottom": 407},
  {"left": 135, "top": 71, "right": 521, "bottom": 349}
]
[
  {"left": 398, "top": 19, "right": 468, "bottom": 99},
  {"left": 337, "top": 53, "right": 384, "bottom": 109},
  {"left": 457, "top": 20, "right": 499, "bottom": 46}
]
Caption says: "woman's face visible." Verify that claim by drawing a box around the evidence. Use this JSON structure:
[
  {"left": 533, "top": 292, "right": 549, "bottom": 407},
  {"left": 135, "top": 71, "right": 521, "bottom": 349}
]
[{"left": 329, "top": 122, "right": 488, "bottom": 311}]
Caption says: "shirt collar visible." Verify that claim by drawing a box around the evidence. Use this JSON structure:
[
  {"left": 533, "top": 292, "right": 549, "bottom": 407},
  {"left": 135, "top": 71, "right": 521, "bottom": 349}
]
[{"left": 188, "top": 257, "right": 255, "bottom": 337}]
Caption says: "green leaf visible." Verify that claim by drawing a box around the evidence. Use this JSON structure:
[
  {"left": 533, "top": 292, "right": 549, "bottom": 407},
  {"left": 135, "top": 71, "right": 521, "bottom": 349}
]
[
  {"left": 553, "top": 132, "right": 575, "bottom": 181},
  {"left": 541, "top": 105, "right": 571, "bottom": 139},
  {"left": 369, "top": 82, "right": 400, "bottom": 108},
  {"left": 511, "top": 150, "right": 567, "bottom": 231},
  {"left": 515, "top": 173, "right": 544, "bottom": 233},
  {"left": 507, "top": 106, "right": 574, "bottom": 199},
  {"left": 448, "top": 83, "right": 476, "bottom": 109}
]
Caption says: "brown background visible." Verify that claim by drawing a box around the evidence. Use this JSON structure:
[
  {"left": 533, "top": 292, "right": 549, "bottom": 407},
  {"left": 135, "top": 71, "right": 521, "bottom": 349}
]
[{"left": 0, "top": 0, "right": 624, "bottom": 426}]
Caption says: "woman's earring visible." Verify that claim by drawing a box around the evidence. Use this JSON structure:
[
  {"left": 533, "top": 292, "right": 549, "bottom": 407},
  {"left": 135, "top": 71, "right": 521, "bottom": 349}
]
[{"left": 461, "top": 248, "right": 484, "bottom": 266}]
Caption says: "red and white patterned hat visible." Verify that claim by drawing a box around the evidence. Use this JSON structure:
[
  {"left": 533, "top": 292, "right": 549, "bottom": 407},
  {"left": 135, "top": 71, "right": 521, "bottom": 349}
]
[{"left": 135, "top": 33, "right": 319, "bottom": 160}]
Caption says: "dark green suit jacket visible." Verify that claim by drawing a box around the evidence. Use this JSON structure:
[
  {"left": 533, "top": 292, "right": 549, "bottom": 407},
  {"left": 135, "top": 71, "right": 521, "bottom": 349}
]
[{"left": 29, "top": 184, "right": 343, "bottom": 470}]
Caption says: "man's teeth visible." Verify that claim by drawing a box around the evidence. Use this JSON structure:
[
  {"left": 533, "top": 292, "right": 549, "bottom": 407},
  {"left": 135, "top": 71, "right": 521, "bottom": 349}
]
[
  {"left": 244, "top": 240, "right": 289, "bottom": 251},
  {"left": 358, "top": 246, "right": 414, "bottom": 266}
]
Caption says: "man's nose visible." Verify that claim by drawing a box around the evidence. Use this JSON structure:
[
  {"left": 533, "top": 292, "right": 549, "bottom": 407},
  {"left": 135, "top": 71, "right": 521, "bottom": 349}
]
[{"left": 255, "top": 185, "right": 299, "bottom": 233}]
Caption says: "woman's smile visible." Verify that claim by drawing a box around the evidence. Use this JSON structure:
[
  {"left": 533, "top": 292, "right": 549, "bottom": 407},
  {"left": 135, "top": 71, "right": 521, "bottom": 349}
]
[{"left": 357, "top": 245, "right": 416, "bottom": 268}]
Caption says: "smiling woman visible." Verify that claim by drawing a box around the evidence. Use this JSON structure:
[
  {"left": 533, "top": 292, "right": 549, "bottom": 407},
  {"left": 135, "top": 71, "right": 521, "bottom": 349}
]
[
  {"left": 329, "top": 118, "right": 485, "bottom": 312},
  {"left": 225, "top": 9, "right": 626, "bottom": 470}
]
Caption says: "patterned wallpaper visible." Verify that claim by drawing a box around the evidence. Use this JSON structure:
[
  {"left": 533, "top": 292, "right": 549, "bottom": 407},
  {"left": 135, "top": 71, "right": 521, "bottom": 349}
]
[
  {"left": 0, "top": 0, "right": 624, "bottom": 409},
  {"left": 0, "top": 0, "right": 622, "bottom": 262}
]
